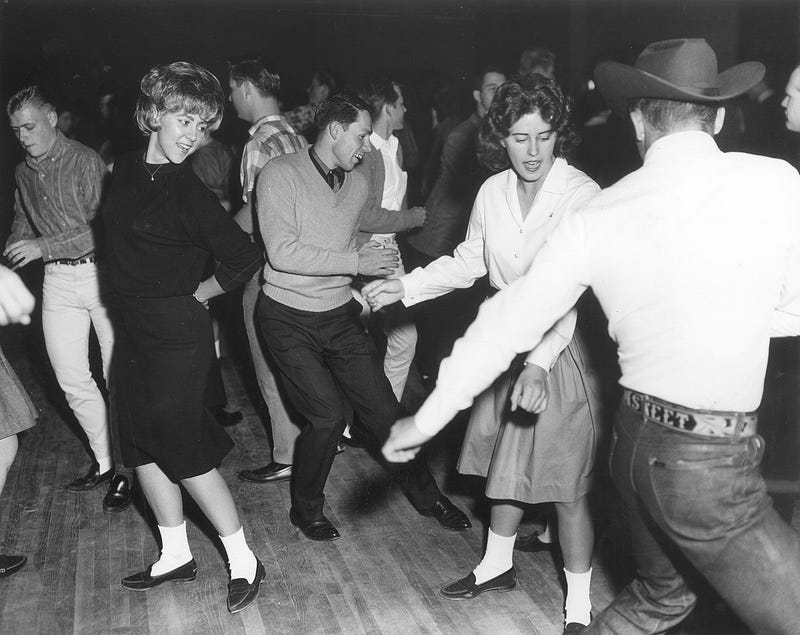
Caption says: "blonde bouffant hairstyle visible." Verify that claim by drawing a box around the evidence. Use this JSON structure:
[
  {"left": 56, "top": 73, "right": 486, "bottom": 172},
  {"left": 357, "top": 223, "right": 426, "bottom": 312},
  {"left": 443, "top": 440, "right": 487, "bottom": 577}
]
[{"left": 135, "top": 61, "right": 224, "bottom": 134}]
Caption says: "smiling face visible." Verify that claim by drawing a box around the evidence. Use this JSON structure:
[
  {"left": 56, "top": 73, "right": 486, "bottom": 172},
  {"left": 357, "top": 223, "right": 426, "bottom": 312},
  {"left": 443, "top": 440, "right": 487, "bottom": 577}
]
[
  {"left": 783, "top": 66, "right": 800, "bottom": 133},
  {"left": 147, "top": 111, "right": 209, "bottom": 164},
  {"left": 501, "top": 110, "right": 557, "bottom": 185},
  {"left": 331, "top": 109, "right": 372, "bottom": 172},
  {"left": 9, "top": 103, "right": 58, "bottom": 159}
]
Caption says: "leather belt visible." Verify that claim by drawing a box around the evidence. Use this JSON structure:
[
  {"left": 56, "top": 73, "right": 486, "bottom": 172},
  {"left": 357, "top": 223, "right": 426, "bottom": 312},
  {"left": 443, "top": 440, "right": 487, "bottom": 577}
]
[
  {"left": 623, "top": 389, "right": 757, "bottom": 439},
  {"left": 48, "top": 254, "right": 96, "bottom": 266}
]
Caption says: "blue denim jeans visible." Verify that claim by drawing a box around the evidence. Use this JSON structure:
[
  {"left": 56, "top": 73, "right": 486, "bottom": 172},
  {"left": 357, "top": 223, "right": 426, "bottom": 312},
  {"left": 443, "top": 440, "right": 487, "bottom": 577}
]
[{"left": 586, "top": 401, "right": 800, "bottom": 634}]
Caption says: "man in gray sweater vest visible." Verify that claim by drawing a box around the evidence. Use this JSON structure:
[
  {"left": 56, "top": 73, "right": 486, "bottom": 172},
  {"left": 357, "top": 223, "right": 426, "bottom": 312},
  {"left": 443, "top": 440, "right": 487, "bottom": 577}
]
[{"left": 255, "top": 93, "right": 471, "bottom": 541}]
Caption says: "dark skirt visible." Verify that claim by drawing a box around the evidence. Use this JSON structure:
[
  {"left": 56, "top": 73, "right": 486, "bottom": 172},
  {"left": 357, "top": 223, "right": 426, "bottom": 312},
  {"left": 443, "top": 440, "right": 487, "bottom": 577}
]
[
  {"left": 0, "top": 346, "right": 37, "bottom": 440},
  {"left": 456, "top": 331, "right": 603, "bottom": 504},
  {"left": 114, "top": 295, "right": 233, "bottom": 480}
]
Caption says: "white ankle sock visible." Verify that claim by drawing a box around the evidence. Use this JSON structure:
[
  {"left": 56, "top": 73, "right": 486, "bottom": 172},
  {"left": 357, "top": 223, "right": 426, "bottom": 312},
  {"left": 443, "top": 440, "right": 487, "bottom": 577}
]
[
  {"left": 472, "top": 528, "right": 515, "bottom": 584},
  {"left": 151, "top": 522, "right": 192, "bottom": 576},
  {"left": 220, "top": 527, "right": 257, "bottom": 583},
  {"left": 537, "top": 522, "right": 553, "bottom": 544},
  {"left": 96, "top": 456, "right": 113, "bottom": 475},
  {"left": 564, "top": 567, "right": 592, "bottom": 626}
]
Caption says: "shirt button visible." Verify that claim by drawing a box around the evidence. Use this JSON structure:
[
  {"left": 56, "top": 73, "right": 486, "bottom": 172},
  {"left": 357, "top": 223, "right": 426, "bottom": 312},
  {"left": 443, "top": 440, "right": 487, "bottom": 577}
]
[
  {"left": 519, "top": 229, "right": 523, "bottom": 234},
  {"left": 514, "top": 253, "right": 519, "bottom": 258}
]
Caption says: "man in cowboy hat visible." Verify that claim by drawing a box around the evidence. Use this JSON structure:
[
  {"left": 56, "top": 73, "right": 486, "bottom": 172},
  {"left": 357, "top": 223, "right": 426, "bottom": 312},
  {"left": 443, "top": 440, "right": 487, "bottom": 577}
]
[{"left": 366, "top": 38, "right": 800, "bottom": 633}]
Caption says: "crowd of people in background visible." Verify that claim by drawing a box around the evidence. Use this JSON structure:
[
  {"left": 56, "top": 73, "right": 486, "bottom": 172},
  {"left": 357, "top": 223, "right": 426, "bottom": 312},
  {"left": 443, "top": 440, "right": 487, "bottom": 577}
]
[{"left": 0, "top": 35, "right": 799, "bottom": 634}]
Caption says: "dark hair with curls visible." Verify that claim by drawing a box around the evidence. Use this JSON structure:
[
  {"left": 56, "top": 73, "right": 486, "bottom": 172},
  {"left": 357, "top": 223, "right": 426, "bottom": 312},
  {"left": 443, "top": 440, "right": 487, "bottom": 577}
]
[
  {"left": 477, "top": 73, "right": 579, "bottom": 172},
  {"left": 228, "top": 54, "right": 281, "bottom": 98},
  {"left": 314, "top": 92, "right": 371, "bottom": 132},
  {"left": 135, "top": 61, "right": 225, "bottom": 135}
]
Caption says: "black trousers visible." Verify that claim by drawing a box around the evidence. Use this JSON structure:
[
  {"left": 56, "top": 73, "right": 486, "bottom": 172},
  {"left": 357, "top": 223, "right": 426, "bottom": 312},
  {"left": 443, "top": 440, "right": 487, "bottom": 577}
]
[{"left": 258, "top": 293, "right": 441, "bottom": 522}]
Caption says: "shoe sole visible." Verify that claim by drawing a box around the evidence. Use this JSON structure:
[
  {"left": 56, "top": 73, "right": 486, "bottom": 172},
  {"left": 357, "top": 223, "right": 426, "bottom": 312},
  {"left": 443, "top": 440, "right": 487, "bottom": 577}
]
[
  {"left": 103, "top": 502, "right": 132, "bottom": 514},
  {"left": 440, "top": 582, "right": 516, "bottom": 601},
  {"left": 237, "top": 472, "right": 291, "bottom": 484},
  {"left": 122, "top": 574, "right": 197, "bottom": 591}
]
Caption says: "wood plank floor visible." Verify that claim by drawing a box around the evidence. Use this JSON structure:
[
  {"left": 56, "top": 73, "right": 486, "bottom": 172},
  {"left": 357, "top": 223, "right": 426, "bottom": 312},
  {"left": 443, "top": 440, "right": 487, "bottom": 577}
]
[{"left": 0, "top": 319, "right": 792, "bottom": 634}]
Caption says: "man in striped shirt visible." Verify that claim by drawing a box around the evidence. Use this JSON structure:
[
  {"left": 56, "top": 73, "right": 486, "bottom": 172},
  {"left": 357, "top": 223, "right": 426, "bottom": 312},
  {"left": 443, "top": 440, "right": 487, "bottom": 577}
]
[
  {"left": 5, "top": 86, "right": 120, "bottom": 505},
  {"left": 227, "top": 56, "right": 309, "bottom": 485}
]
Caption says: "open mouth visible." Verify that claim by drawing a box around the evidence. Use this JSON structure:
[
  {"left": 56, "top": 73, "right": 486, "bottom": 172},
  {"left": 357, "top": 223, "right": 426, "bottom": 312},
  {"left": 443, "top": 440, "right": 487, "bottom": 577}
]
[
  {"left": 354, "top": 151, "right": 364, "bottom": 162},
  {"left": 177, "top": 142, "right": 193, "bottom": 154},
  {"left": 524, "top": 161, "right": 542, "bottom": 171}
]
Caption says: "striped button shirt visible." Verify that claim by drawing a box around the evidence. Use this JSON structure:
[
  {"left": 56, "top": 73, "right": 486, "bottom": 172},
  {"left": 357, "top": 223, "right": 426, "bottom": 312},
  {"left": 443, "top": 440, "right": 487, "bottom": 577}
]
[
  {"left": 9, "top": 132, "right": 108, "bottom": 261},
  {"left": 240, "top": 115, "right": 308, "bottom": 203}
]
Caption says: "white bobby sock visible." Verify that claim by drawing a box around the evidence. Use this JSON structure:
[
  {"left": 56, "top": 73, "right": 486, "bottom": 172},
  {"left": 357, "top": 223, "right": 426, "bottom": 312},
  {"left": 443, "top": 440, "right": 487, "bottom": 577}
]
[
  {"left": 472, "top": 528, "right": 516, "bottom": 584},
  {"left": 151, "top": 522, "right": 192, "bottom": 576},
  {"left": 564, "top": 567, "right": 592, "bottom": 626},
  {"left": 96, "top": 455, "right": 113, "bottom": 475},
  {"left": 220, "top": 526, "right": 257, "bottom": 583}
]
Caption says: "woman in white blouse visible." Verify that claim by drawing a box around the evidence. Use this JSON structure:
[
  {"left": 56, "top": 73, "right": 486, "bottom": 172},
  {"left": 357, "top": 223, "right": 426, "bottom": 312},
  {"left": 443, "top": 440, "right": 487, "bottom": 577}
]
[{"left": 364, "top": 74, "right": 601, "bottom": 633}]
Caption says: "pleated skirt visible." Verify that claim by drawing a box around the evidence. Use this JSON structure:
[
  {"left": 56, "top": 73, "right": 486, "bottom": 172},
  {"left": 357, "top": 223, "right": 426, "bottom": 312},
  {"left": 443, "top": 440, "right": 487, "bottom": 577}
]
[{"left": 0, "top": 346, "right": 37, "bottom": 440}]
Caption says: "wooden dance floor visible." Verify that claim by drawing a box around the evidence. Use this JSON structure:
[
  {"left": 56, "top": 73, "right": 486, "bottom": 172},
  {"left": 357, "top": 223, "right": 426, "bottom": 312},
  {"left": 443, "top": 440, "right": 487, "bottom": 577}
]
[{"left": 0, "top": 319, "right": 792, "bottom": 634}]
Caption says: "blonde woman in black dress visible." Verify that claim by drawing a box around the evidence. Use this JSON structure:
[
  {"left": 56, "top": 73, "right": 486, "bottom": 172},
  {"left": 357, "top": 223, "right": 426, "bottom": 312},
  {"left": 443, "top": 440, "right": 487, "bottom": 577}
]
[{"left": 102, "top": 62, "right": 264, "bottom": 613}]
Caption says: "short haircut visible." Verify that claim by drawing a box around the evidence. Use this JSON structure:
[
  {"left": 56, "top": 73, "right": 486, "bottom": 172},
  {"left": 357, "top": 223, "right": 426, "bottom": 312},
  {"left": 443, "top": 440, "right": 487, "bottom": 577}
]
[
  {"left": 314, "top": 92, "right": 371, "bottom": 132},
  {"left": 478, "top": 73, "right": 579, "bottom": 172},
  {"left": 631, "top": 98, "right": 718, "bottom": 134},
  {"left": 472, "top": 65, "right": 506, "bottom": 91},
  {"left": 518, "top": 47, "right": 556, "bottom": 76},
  {"left": 7, "top": 85, "right": 56, "bottom": 117},
  {"left": 135, "top": 61, "right": 225, "bottom": 135},
  {"left": 228, "top": 55, "right": 281, "bottom": 98},
  {"left": 358, "top": 77, "right": 400, "bottom": 120}
]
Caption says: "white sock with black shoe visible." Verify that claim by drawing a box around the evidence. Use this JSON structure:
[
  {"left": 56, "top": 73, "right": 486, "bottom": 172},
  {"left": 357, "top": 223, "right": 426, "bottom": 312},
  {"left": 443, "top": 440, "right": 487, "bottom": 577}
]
[
  {"left": 564, "top": 567, "right": 592, "bottom": 626},
  {"left": 151, "top": 522, "right": 193, "bottom": 576},
  {"left": 220, "top": 526, "right": 257, "bottom": 583},
  {"left": 472, "top": 528, "right": 515, "bottom": 584}
]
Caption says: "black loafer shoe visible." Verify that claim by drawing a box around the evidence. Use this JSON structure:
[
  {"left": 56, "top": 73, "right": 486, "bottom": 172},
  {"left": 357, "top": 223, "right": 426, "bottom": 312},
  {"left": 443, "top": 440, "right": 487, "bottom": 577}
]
[
  {"left": 227, "top": 558, "right": 266, "bottom": 613},
  {"left": 238, "top": 462, "right": 292, "bottom": 483},
  {"left": 419, "top": 496, "right": 471, "bottom": 531},
  {"left": 66, "top": 463, "right": 113, "bottom": 492},
  {"left": 0, "top": 554, "right": 26, "bottom": 578},
  {"left": 440, "top": 568, "right": 516, "bottom": 600},
  {"left": 289, "top": 508, "right": 340, "bottom": 541},
  {"left": 121, "top": 559, "right": 197, "bottom": 591},
  {"left": 563, "top": 621, "right": 589, "bottom": 634},
  {"left": 103, "top": 474, "right": 132, "bottom": 513},
  {"left": 515, "top": 533, "right": 553, "bottom": 553},
  {"left": 212, "top": 408, "right": 244, "bottom": 427}
]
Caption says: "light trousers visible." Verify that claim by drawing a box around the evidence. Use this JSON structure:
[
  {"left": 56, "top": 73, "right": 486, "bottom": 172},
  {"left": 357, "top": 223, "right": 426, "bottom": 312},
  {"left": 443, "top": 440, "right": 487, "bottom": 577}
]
[{"left": 42, "top": 262, "right": 114, "bottom": 464}]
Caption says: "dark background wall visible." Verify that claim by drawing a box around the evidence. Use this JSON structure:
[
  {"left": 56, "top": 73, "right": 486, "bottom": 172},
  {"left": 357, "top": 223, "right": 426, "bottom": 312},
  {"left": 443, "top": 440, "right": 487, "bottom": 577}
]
[{"left": 1, "top": 0, "right": 798, "bottom": 230}]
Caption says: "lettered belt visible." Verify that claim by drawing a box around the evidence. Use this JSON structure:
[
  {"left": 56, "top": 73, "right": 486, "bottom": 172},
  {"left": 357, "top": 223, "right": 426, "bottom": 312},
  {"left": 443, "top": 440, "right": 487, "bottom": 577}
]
[
  {"left": 623, "top": 389, "right": 757, "bottom": 439},
  {"left": 48, "top": 254, "right": 95, "bottom": 266}
]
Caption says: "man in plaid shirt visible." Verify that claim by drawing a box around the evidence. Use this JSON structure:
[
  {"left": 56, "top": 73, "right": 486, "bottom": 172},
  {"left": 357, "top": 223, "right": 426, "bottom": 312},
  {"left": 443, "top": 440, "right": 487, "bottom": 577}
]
[{"left": 227, "top": 56, "right": 308, "bottom": 485}]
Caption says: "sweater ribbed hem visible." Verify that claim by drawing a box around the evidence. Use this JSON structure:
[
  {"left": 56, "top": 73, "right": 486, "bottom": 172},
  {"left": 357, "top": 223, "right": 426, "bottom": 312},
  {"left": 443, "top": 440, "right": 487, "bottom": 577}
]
[{"left": 263, "top": 285, "right": 353, "bottom": 313}]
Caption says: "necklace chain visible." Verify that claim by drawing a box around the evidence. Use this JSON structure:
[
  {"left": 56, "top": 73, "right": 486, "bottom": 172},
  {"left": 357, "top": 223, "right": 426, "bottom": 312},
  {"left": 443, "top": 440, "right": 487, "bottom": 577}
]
[{"left": 143, "top": 157, "right": 164, "bottom": 181}]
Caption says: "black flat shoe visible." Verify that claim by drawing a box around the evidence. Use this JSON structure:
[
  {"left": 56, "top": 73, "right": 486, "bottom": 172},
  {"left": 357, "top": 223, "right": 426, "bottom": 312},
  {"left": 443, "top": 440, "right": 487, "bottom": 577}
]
[
  {"left": 0, "top": 554, "right": 26, "bottom": 578},
  {"left": 419, "top": 496, "right": 472, "bottom": 531},
  {"left": 289, "top": 508, "right": 340, "bottom": 541},
  {"left": 66, "top": 463, "right": 113, "bottom": 492},
  {"left": 440, "top": 568, "right": 516, "bottom": 600},
  {"left": 103, "top": 474, "right": 132, "bottom": 513},
  {"left": 515, "top": 533, "right": 554, "bottom": 553},
  {"left": 212, "top": 407, "right": 244, "bottom": 427},
  {"left": 227, "top": 558, "right": 266, "bottom": 613},
  {"left": 238, "top": 462, "right": 292, "bottom": 483},
  {"left": 121, "top": 559, "right": 197, "bottom": 590}
]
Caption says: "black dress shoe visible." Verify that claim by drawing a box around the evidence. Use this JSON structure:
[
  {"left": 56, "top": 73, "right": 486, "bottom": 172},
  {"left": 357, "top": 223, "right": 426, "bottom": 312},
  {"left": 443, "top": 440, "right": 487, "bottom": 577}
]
[
  {"left": 103, "top": 474, "right": 132, "bottom": 513},
  {"left": 212, "top": 407, "right": 244, "bottom": 426},
  {"left": 121, "top": 559, "right": 197, "bottom": 591},
  {"left": 0, "top": 554, "right": 26, "bottom": 578},
  {"left": 515, "top": 533, "right": 554, "bottom": 553},
  {"left": 419, "top": 496, "right": 472, "bottom": 531},
  {"left": 66, "top": 464, "right": 113, "bottom": 492},
  {"left": 227, "top": 558, "right": 266, "bottom": 613},
  {"left": 289, "top": 508, "right": 340, "bottom": 541},
  {"left": 440, "top": 568, "right": 516, "bottom": 600},
  {"left": 563, "top": 621, "right": 589, "bottom": 634},
  {"left": 238, "top": 462, "right": 292, "bottom": 483}
]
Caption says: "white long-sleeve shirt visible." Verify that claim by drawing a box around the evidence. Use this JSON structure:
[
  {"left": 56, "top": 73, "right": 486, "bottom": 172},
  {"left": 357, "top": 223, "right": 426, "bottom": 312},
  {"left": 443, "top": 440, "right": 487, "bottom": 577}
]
[
  {"left": 402, "top": 158, "right": 599, "bottom": 370},
  {"left": 416, "top": 131, "right": 800, "bottom": 435}
]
